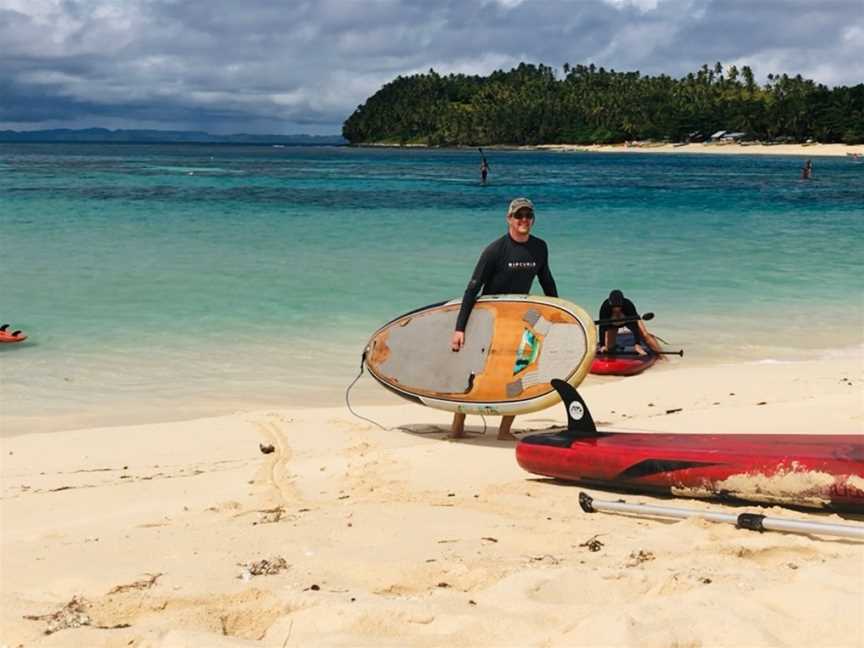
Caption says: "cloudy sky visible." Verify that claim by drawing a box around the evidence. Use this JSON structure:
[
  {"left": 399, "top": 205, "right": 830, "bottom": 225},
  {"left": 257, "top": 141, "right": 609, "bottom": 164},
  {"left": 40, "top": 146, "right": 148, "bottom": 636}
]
[{"left": 1, "top": 0, "right": 862, "bottom": 135}]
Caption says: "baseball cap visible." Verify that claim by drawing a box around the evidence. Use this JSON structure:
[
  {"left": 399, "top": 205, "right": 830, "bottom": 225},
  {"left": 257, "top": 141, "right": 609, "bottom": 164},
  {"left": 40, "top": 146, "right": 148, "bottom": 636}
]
[{"left": 507, "top": 197, "right": 534, "bottom": 217}]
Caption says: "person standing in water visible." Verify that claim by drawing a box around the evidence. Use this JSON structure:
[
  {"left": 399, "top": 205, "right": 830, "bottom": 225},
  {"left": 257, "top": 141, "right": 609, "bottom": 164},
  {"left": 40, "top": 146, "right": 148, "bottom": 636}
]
[
  {"left": 449, "top": 197, "right": 558, "bottom": 440},
  {"left": 802, "top": 159, "right": 813, "bottom": 179},
  {"left": 479, "top": 150, "right": 489, "bottom": 184}
]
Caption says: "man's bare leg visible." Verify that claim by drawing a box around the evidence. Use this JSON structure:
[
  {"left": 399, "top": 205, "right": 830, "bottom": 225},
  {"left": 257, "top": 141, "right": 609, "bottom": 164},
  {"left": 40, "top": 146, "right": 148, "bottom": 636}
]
[
  {"left": 497, "top": 415, "right": 517, "bottom": 440},
  {"left": 449, "top": 412, "right": 467, "bottom": 439}
]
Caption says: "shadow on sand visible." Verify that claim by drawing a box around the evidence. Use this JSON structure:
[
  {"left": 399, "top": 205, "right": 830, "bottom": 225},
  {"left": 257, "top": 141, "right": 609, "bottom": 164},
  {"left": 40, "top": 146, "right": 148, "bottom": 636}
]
[{"left": 391, "top": 416, "right": 565, "bottom": 448}]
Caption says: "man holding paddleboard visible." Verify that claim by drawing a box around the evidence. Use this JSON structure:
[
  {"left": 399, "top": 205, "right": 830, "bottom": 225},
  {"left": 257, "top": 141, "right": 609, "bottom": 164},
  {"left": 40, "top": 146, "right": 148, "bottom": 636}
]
[{"left": 450, "top": 197, "right": 558, "bottom": 440}]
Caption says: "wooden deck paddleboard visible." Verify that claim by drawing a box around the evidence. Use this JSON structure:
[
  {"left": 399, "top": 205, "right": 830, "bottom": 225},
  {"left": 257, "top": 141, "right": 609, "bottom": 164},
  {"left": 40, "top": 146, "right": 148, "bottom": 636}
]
[{"left": 364, "top": 295, "right": 596, "bottom": 415}]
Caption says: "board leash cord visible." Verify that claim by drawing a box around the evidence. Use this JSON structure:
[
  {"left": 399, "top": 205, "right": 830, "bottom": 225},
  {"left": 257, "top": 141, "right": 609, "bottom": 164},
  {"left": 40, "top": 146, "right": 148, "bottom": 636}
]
[
  {"left": 345, "top": 352, "right": 388, "bottom": 431},
  {"left": 579, "top": 492, "right": 864, "bottom": 540}
]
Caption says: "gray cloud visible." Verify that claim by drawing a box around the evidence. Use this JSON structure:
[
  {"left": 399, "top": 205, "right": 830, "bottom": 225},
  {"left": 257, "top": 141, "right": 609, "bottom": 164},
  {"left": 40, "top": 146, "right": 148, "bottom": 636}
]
[{"left": 0, "top": 0, "right": 861, "bottom": 134}]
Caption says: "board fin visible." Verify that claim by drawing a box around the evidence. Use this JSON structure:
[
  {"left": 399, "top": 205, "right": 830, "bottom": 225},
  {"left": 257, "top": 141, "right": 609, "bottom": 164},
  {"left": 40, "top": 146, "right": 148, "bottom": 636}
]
[{"left": 550, "top": 379, "right": 598, "bottom": 436}]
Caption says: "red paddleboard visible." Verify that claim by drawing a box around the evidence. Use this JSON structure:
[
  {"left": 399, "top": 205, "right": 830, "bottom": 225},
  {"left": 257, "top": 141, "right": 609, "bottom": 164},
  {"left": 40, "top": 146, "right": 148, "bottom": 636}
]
[
  {"left": 516, "top": 380, "right": 864, "bottom": 512},
  {"left": 590, "top": 353, "right": 657, "bottom": 376},
  {"left": 0, "top": 324, "right": 27, "bottom": 343},
  {"left": 591, "top": 330, "right": 657, "bottom": 376}
]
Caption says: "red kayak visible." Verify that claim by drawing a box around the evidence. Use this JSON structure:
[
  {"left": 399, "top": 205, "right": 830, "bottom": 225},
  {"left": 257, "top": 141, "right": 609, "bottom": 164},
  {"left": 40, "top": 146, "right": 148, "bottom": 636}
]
[
  {"left": 516, "top": 380, "right": 864, "bottom": 512},
  {"left": 0, "top": 324, "right": 27, "bottom": 343},
  {"left": 590, "top": 353, "right": 657, "bottom": 376},
  {"left": 591, "top": 331, "right": 658, "bottom": 376}
]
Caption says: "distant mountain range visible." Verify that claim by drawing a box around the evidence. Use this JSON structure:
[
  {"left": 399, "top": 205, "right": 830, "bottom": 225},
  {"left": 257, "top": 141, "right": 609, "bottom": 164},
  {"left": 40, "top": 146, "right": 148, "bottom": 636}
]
[{"left": 0, "top": 128, "right": 346, "bottom": 145}]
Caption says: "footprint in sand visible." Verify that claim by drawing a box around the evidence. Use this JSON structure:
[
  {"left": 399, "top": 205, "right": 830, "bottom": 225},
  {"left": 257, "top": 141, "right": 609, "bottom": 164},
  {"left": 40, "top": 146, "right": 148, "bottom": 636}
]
[
  {"left": 44, "top": 589, "right": 289, "bottom": 641},
  {"left": 722, "top": 543, "right": 826, "bottom": 566},
  {"left": 250, "top": 419, "right": 300, "bottom": 506}
]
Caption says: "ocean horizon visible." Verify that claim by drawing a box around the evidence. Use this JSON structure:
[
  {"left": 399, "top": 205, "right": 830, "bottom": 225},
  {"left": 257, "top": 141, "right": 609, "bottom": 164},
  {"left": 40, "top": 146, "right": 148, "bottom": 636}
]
[{"left": 2, "top": 143, "right": 862, "bottom": 434}]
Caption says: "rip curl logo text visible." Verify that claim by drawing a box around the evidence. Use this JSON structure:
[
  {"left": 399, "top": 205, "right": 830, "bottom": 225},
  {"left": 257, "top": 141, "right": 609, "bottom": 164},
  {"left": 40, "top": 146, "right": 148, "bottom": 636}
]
[{"left": 507, "top": 262, "right": 537, "bottom": 269}]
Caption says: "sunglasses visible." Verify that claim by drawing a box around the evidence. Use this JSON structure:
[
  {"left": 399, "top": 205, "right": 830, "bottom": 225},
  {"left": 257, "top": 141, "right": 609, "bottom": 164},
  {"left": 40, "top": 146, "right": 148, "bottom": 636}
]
[{"left": 511, "top": 212, "right": 535, "bottom": 221}]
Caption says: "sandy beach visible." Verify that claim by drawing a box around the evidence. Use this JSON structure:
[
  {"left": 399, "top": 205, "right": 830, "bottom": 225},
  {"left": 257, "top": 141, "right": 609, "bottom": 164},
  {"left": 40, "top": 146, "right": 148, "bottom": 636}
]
[
  {"left": 535, "top": 142, "right": 864, "bottom": 157},
  {"left": 2, "top": 356, "right": 862, "bottom": 647},
  {"left": 362, "top": 141, "right": 864, "bottom": 157}
]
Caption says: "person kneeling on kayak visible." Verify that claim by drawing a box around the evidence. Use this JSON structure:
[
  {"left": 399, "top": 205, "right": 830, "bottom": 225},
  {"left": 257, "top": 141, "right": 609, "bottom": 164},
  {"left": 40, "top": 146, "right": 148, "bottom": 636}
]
[{"left": 598, "top": 289, "right": 663, "bottom": 357}]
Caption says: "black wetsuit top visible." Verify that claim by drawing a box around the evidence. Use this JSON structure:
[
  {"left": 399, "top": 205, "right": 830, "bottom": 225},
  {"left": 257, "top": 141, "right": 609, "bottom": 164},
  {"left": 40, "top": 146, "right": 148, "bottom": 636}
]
[
  {"left": 455, "top": 234, "right": 557, "bottom": 332},
  {"left": 598, "top": 297, "right": 642, "bottom": 346}
]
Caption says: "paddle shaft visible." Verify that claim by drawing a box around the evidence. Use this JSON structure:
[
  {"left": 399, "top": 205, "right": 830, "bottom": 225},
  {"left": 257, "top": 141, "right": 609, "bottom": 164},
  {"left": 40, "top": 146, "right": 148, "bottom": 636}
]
[
  {"left": 593, "top": 312, "right": 654, "bottom": 327},
  {"left": 602, "top": 349, "right": 684, "bottom": 357},
  {"left": 579, "top": 493, "right": 864, "bottom": 540}
]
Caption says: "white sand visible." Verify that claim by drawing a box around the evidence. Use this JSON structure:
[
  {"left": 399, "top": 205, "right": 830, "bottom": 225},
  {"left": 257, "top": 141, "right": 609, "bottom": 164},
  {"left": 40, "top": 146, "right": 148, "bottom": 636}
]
[
  {"left": 536, "top": 142, "right": 864, "bottom": 157},
  {"left": 2, "top": 357, "right": 863, "bottom": 646}
]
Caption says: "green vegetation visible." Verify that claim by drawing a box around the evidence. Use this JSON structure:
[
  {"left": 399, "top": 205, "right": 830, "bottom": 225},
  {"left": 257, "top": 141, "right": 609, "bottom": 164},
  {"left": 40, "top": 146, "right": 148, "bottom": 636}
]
[{"left": 342, "top": 63, "right": 864, "bottom": 146}]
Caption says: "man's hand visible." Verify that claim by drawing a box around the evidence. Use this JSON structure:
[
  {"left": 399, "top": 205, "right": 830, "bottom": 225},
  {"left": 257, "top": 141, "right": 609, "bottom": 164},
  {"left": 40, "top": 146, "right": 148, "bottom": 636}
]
[{"left": 451, "top": 331, "right": 465, "bottom": 352}]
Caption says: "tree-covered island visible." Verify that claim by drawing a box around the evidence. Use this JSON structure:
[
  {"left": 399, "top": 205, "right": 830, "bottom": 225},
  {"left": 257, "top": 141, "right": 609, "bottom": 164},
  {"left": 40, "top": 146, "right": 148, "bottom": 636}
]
[{"left": 342, "top": 63, "right": 864, "bottom": 146}]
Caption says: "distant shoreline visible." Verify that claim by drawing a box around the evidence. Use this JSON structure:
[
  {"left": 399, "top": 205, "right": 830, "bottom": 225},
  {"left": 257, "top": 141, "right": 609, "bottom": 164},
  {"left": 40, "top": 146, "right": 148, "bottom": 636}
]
[
  {"left": 355, "top": 141, "right": 864, "bottom": 157},
  {"left": 536, "top": 142, "right": 864, "bottom": 157},
  {"left": 6, "top": 139, "right": 861, "bottom": 157},
  {"left": 0, "top": 140, "right": 346, "bottom": 147},
  {"left": 0, "top": 128, "right": 346, "bottom": 145}
]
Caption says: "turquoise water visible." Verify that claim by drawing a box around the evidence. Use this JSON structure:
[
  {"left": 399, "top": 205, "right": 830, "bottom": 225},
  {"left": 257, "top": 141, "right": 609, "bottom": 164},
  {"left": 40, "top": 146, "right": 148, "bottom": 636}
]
[{"left": 1, "top": 143, "right": 862, "bottom": 433}]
